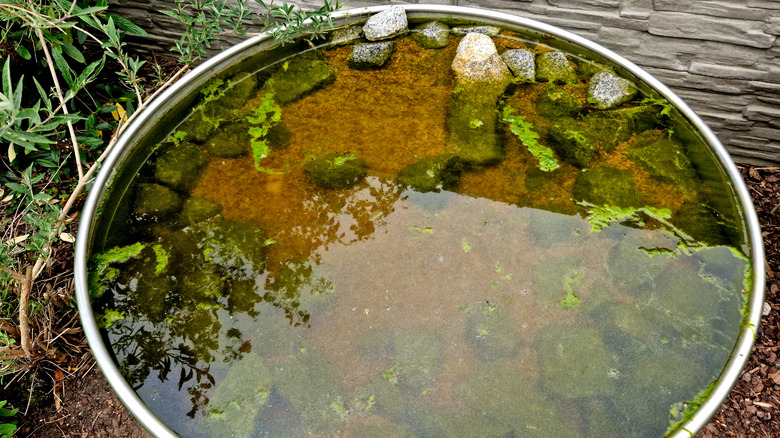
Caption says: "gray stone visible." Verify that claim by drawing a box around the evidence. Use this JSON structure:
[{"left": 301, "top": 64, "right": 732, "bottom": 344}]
[
  {"left": 548, "top": 0, "right": 620, "bottom": 10},
  {"left": 451, "top": 25, "right": 502, "bottom": 37},
  {"left": 587, "top": 72, "right": 637, "bottom": 109},
  {"left": 348, "top": 41, "right": 394, "bottom": 69},
  {"left": 452, "top": 33, "right": 511, "bottom": 83},
  {"left": 535, "top": 51, "right": 578, "bottom": 84},
  {"left": 363, "top": 5, "right": 408, "bottom": 41},
  {"left": 501, "top": 49, "right": 535, "bottom": 82},
  {"left": 411, "top": 21, "right": 450, "bottom": 49},
  {"left": 329, "top": 25, "right": 363, "bottom": 46}
]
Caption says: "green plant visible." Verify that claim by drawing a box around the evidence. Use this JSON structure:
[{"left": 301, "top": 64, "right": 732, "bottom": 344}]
[
  {"left": 0, "top": 0, "right": 186, "bottom": 369},
  {"left": 161, "top": 0, "right": 344, "bottom": 64},
  {"left": 502, "top": 106, "right": 559, "bottom": 172},
  {"left": 0, "top": 400, "right": 18, "bottom": 438}
]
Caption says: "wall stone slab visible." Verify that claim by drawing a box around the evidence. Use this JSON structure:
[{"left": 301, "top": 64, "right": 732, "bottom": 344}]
[{"left": 110, "top": 0, "right": 780, "bottom": 165}]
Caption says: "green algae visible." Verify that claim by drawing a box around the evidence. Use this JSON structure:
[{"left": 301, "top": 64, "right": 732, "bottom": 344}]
[
  {"left": 246, "top": 92, "right": 284, "bottom": 173},
  {"left": 502, "top": 106, "right": 559, "bottom": 171},
  {"left": 580, "top": 202, "right": 673, "bottom": 232},
  {"left": 572, "top": 167, "right": 643, "bottom": 208},
  {"left": 304, "top": 152, "right": 368, "bottom": 190}
]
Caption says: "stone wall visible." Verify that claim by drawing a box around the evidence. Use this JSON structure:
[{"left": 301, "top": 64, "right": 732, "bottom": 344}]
[{"left": 110, "top": 0, "right": 780, "bottom": 165}]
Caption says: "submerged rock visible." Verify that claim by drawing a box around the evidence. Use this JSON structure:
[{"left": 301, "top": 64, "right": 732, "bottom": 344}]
[
  {"left": 447, "top": 34, "right": 510, "bottom": 167},
  {"left": 576, "top": 59, "right": 614, "bottom": 81},
  {"left": 411, "top": 21, "right": 450, "bottom": 49},
  {"left": 330, "top": 25, "right": 363, "bottom": 46},
  {"left": 535, "top": 51, "right": 578, "bottom": 84},
  {"left": 536, "top": 87, "right": 584, "bottom": 118},
  {"left": 349, "top": 41, "right": 394, "bottom": 69},
  {"left": 154, "top": 141, "right": 209, "bottom": 192},
  {"left": 611, "top": 347, "right": 708, "bottom": 432},
  {"left": 572, "top": 167, "right": 643, "bottom": 208},
  {"left": 406, "top": 398, "right": 512, "bottom": 438},
  {"left": 454, "top": 362, "right": 581, "bottom": 437},
  {"left": 353, "top": 424, "right": 415, "bottom": 438},
  {"left": 196, "top": 220, "right": 268, "bottom": 279},
  {"left": 200, "top": 354, "right": 271, "bottom": 438},
  {"left": 547, "top": 117, "right": 596, "bottom": 168},
  {"left": 452, "top": 33, "right": 511, "bottom": 83},
  {"left": 272, "top": 350, "right": 346, "bottom": 435},
  {"left": 396, "top": 154, "right": 463, "bottom": 193},
  {"left": 501, "top": 49, "right": 535, "bottom": 82},
  {"left": 465, "top": 302, "right": 521, "bottom": 360},
  {"left": 133, "top": 183, "right": 183, "bottom": 221},
  {"left": 214, "top": 73, "right": 258, "bottom": 113},
  {"left": 626, "top": 137, "right": 698, "bottom": 195},
  {"left": 588, "top": 72, "right": 637, "bottom": 110},
  {"left": 447, "top": 85, "right": 506, "bottom": 166},
  {"left": 536, "top": 325, "right": 617, "bottom": 398},
  {"left": 605, "top": 237, "right": 673, "bottom": 291},
  {"left": 451, "top": 25, "right": 501, "bottom": 37},
  {"left": 363, "top": 5, "right": 408, "bottom": 41},
  {"left": 203, "top": 126, "right": 248, "bottom": 158},
  {"left": 263, "top": 260, "right": 334, "bottom": 326},
  {"left": 674, "top": 200, "right": 728, "bottom": 246},
  {"left": 394, "top": 329, "right": 443, "bottom": 390},
  {"left": 260, "top": 52, "right": 336, "bottom": 105},
  {"left": 304, "top": 152, "right": 368, "bottom": 190},
  {"left": 528, "top": 208, "right": 584, "bottom": 247},
  {"left": 583, "top": 104, "right": 663, "bottom": 151}
]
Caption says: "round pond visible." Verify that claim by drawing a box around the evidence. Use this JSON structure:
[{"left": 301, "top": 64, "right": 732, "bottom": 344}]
[{"left": 74, "top": 5, "right": 765, "bottom": 438}]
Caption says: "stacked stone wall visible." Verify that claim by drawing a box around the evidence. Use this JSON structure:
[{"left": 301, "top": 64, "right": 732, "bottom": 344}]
[{"left": 111, "top": 0, "right": 780, "bottom": 165}]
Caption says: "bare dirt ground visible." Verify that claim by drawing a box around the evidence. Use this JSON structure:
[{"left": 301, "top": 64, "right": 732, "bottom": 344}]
[{"left": 10, "top": 165, "right": 780, "bottom": 438}]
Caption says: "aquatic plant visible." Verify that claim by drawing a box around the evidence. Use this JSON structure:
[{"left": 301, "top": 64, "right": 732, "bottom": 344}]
[
  {"left": 246, "top": 93, "right": 284, "bottom": 173},
  {"left": 502, "top": 107, "right": 559, "bottom": 171}
]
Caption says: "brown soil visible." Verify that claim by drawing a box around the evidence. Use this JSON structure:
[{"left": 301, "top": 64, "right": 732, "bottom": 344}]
[{"left": 11, "top": 164, "right": 779, "bottom": 437}]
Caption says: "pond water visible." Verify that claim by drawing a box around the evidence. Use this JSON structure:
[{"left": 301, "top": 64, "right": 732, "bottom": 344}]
[{"left": 89, "top": 25, "right": 751, "bottom": 438}]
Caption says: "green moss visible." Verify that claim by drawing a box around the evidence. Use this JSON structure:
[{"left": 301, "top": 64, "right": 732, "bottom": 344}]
[
  {"left": 95, "top": 309, "right": 125, "bottom": 329},
  {"left": 88, "top": 242, "right": 147, "bottom": 298},
  {"left": 580, "top": 203, "right": 672, "bottom": 232},
  {"left": 393, "top": 329, "right": 443, "bottom": 390},
  {"left": 502, "top": 106, "right": 559, "bottom": 171},
  {"left": 154, "top": 141, "right": 209, "bottom": 192},
  {"left": 133, "top": 183, "right": 183, "bottom": 221},
  {"left": 583, "top": 105, "right": 663, "bottom": 152},
  {"left": 454, "top": 362, "right": 581, "bottom": 437},
  {"left": 666, "top": 382, "right": 716, "bottom": 436},
  {"left": 246, "top": 93, "right": 284, "bottom": 172},
  {"left": 626, "top": 137, "right": 698, "bottom": 196},
  {"left": 304, "top": 152, "right": 368, "bottom": 190},
  {"left": 446, "top": 82, "right": 507, "bottom": 167},
  {"left": 150, "top": 244, "right": 170, "bottom": 274},
  {"left": 536, "top": 325, "right": 617, "bottom": 399},
  {"left": 175, "top": 197, "right": 222, "bottom": 228},
  {"left": 465, "top": 302, "right": 521, "bottom": 360},
  {"left": 572, "top": 167, "right": 643, "bottom": 208},
  {"left": 272, "top": 350, "right": 346, "bottom": 435},
  {"left": 547, "top": 117, "right": 595, "bottom": 168},
  {"left": 535, "top": 87, "right": 584, "bottom": 118},
  {"left": 260, "top": 51, "right": 336, "bottom": 105},
  {"left": 200, "top": 353, "right": 271, "bottom": 438}
]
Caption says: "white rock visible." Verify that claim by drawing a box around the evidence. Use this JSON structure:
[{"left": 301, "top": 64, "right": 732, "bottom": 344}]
[
  {"left": 501, "top": 49, "right": 535, "bottom": 82},
  {"left": 587, "top": 71, "right": 638, "bottom": 109},
  {"left": 452, "top": 33, "right": 511, "bottom": 83},
  {"left": 363, "top": 5, "right": 408, "bottom": 41}
]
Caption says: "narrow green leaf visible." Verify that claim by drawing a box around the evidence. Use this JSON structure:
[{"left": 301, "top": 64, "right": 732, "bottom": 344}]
[
  {"left": 107, "top": 14, "right": 148, "bottom": 36},
  {"left": 61, "top": 42, "right": 85, "bottom": 63},
  {"left": 50, "top": 48, "right": 74, "bottom": 87},
  {"left": 2, "top": 58, "right": 11, "bottom": 98},
  {"left": 15, "top": 45, "right": 31, "bottom": 60}
]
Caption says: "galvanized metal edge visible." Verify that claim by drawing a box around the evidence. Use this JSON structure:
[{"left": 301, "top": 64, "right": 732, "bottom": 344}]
[{"left": 73, "top": 4, "right": 766, "bottom": 437}]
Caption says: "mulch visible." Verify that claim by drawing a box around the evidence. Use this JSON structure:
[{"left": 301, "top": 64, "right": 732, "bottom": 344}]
[{"left": 11, "top": 165, "right": 780, "bottom": 437}]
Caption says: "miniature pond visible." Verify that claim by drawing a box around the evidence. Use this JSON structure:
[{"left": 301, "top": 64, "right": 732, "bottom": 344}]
[{"left": 88, "top": 14, "right": 753, "bottom": 438}]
